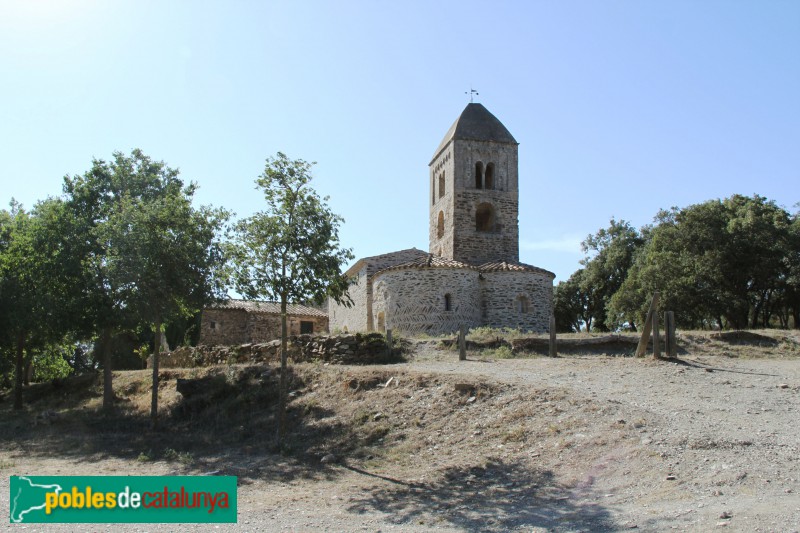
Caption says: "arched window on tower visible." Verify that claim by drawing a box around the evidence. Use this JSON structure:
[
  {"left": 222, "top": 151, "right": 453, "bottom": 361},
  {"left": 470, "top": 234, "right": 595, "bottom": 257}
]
[
  {"left": 475, "top": 203, "right": 495, "bottom": 232},
  {"left": 444, "top": 293, "right": 452, "bottom": 311},
  {"left": 431, "top": 175, "right": 435, "bottom": 205},
  {"left": 437, "top": 211, "right": 444, "bottom": 238},
  {"left": 485, "top": 163, "right": 495, "bottom": 190},
  {"left": 438, "top": 171, "right": 445, "bottom": 199},
  {"left": 475, "top": 162, "right": 484, "bottom": 189}
]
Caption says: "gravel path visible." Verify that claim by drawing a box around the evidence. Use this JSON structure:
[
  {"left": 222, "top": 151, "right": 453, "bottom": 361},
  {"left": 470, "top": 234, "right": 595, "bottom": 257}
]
[{"left": 2, "top": 353, "right": 798, "bottom": 532}]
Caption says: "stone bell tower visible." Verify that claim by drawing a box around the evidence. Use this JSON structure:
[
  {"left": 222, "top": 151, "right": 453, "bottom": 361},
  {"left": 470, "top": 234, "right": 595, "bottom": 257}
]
[{"left": 428, "top": 103, "right": 520, "bottom": 265}]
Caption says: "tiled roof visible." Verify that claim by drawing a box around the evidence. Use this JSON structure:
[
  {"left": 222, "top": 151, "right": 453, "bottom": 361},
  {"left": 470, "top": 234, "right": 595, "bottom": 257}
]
[
  {"left": 208, "top": 299, "right": 327, "bottom": 318},
  {"left": 477, "top": 261, "right": 556, "bottom": 278},
  {"left": 375, "top": 254, "right": 477, "bottom": 275}
]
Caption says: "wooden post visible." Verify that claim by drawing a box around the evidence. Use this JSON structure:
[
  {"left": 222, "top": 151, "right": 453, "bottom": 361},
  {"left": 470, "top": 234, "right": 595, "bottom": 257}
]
[
  {"left": 458, "top": 325, "right": 467, "bottom": 361},
  {"left": 386, "top": 329, "right": 393, "bottom": 356},
  {"left": 549, "top": 315, "right": 557, "bottom": 357},
  {"left": 635, "top": 291, "right": 660, "bottom": 357},
  {"left": 665, "top": 311, "right": 676, "bottom": 358},
  {"left": 652, "top": 309, "right": 661, "bottom": 359}
]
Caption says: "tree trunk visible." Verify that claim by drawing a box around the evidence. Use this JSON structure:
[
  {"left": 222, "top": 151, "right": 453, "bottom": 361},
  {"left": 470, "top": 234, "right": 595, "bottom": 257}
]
[
  {"left": 23, "top": 352, "right": 34, "bottom": 386},
  {"left": 101, "top": 327, "right": 114, "bottom": 411},
  {"left": 151, "top": 320, "right": 162, "bottom": 429},
  {"left": 277, "top": 296, "right": 289, "bottom": 443},
  {"left": 13, "top": 332, "right": 25, "bottom": 410}
]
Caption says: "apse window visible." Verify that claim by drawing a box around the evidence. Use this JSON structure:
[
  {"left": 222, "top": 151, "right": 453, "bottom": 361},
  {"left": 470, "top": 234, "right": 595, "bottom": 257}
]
[
  {"left": 516, "top": 296, "right": 530, "bottom": 314},
  {"left": 444, "top": 293, "right": 452, "bottom": 311}
]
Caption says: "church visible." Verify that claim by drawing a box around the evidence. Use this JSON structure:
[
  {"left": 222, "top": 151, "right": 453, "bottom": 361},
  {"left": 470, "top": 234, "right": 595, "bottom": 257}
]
[{"left": 328, "top": 103, "right": 555, "bottom": 335}]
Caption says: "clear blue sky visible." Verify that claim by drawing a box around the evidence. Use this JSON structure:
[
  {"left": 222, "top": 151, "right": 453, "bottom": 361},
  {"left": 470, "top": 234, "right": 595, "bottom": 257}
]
[{"left": 2, "top": 1, "right": 798, "bottom": 284}]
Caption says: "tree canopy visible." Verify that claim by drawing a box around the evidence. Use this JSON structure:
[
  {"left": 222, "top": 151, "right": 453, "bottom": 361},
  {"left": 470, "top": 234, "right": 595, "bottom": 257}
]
[
  {"left": 557, "top": 195, "right": 800, "bottom": 332},
  {"left": 229, "top": 152, "right": 353, "bottom": 441}
]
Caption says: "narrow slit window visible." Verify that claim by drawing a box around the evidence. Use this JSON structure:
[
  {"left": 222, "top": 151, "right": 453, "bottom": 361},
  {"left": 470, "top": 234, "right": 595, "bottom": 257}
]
[
  {"left": 475, "top": 162, "right": 484, "bottom": 189},
  {"left": 485, "top": 163, "right": 494, "bottom": 190}
]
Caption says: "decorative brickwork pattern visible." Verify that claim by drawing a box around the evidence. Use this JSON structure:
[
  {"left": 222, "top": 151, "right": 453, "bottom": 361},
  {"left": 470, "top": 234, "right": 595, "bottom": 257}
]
[
  {"left": 328, "top": 248, "right": 427, "bottom": 333},
  {"left": 373, "top": 266, "right": 482, "bottom": 335}
]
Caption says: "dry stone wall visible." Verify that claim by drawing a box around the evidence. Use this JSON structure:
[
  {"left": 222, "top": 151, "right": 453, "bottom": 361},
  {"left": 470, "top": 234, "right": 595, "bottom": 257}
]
[{"left": 154, "top": 333, "right": 397, "bottom": 368}]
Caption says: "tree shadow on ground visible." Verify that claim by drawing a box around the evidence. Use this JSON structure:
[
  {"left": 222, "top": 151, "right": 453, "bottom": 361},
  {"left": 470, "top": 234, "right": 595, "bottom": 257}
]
[
  {"left": 0, "top": 366, "right": 359, "bottom": 484},
  {"left": 670, "top": 357, "right": 780, "bottom": 377},
  {"left": 344, "top": 458, "right": 618, "bottom": 532}
]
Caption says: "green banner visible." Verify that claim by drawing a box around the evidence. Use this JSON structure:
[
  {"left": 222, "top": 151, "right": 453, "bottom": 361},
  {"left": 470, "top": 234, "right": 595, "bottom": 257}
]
[{"left": 9, "top": 476, "right": 237, "bottom": 523}]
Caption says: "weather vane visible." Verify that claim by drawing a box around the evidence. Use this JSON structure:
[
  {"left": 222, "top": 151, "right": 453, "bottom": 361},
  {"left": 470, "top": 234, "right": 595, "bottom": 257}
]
[{"left": 465, "top": 87, "right": 479, "bottom": 103}]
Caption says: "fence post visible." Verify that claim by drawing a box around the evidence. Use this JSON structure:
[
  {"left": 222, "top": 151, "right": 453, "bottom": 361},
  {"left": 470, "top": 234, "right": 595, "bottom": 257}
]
[
  {"left": 652, "top": 310, "right": 661, "bottom": 359},
  {"left": 665, "top": 311, "right": 676, "bottom": 358},
  {"left": 386, "top": 329, "right": 393, "bottom": 356},
  {"left": 549, "top": 315, "right": 557, "bottom": 357},
  {"left": 635, "top": 291, "right": 660, "bottom": 357},
  {"left": 458, "top": 325, "right": 467, "bottom": 361}
]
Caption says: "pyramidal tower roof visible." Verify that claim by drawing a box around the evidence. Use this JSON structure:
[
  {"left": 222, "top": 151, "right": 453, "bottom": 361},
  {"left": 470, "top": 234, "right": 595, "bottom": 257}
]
[{"left": 431, "top": 103, "right": 517, "bottom": 162}]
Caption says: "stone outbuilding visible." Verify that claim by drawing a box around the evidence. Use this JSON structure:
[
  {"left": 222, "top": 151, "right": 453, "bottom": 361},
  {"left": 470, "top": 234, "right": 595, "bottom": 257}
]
[
  {"left": 199, "top": 299, "right": 328, "bottom": 345},
  {"left": 329, "top": 103, "right": 555, "bottom": 335}
]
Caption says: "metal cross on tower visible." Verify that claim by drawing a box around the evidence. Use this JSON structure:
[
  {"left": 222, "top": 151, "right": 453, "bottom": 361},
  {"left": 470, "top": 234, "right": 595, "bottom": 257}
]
[{"left": 465, "top": 87, "right": 479, "bottom": 102}]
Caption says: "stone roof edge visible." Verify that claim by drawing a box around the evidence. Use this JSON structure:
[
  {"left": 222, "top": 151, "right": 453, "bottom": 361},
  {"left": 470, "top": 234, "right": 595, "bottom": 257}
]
[
  {"left": 372, "top": 257, "right": 479, "bottom": 279},
  {"left": 373, "top": 259, "right": 557, "bottom": 280},
  {"left": 207, "top": 299, "right": 327, "bottom": 317},
  {"left": 485, "top": 264, "right": 557, "bottom": 279},
  {"left": 343, "top": 247, "right": 425, "bottom": 278}
]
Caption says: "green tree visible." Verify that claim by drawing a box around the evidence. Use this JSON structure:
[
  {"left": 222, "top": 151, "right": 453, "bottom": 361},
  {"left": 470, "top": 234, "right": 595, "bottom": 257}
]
[
  {"left": 62, "top": 149, "right": 208, "bottom": 410},
  {"left": 229, "top": 153, "right": 353, "bottom": 442},
  {"left": 577, "top": 219, "right": 644, "bottom": 331},
  {"left": 0, "top": 200, "right": 74, "bottom": 409},
  {"left": 786, "top": 211, "right": 800, "bottom": 328},
  {"left": 611, "top": 195, "right": 795, "bottom": 330},
  {"left": 101, "top": 182, "right": 229, "bottom": 425},
  {"left": 552, "top": 271, "right": 587, "bottom": 333}
]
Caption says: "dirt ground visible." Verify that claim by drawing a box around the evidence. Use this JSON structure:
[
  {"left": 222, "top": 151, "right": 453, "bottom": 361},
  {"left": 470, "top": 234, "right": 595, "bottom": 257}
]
[{"left": 1, "top": 331, "right": 799, "bottom": 532}]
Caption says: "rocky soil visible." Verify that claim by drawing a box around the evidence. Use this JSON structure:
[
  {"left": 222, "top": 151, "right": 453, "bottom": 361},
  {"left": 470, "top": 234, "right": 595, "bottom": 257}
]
[{"left": 1, "top": 331, "right": 798, "bottom": 532}]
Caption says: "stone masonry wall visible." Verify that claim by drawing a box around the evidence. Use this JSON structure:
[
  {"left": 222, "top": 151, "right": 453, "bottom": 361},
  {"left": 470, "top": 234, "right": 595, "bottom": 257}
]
[
  {"left": 451, "top": 140, "right": 519, "bottom": 264},
  {"left": 199, "top": 309, "right": 328, "bottom": 345},
  {"left": 328, "top": 267, "right": 369, "bottom": 333},
  {"left": 372, "top": 267, "right": 482, "bottom": 335},
  {"left": 329, "top": 249, "right": 428, "bottom": 333},
  {"left": 199, "top": 309, "right": 249, "bottom": 345},
  {"left": 481, "top": 270, "right": 553, "bottom": 332},
  {"left": 429, "top": 148, "right": 454, "bottom": 257}
]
